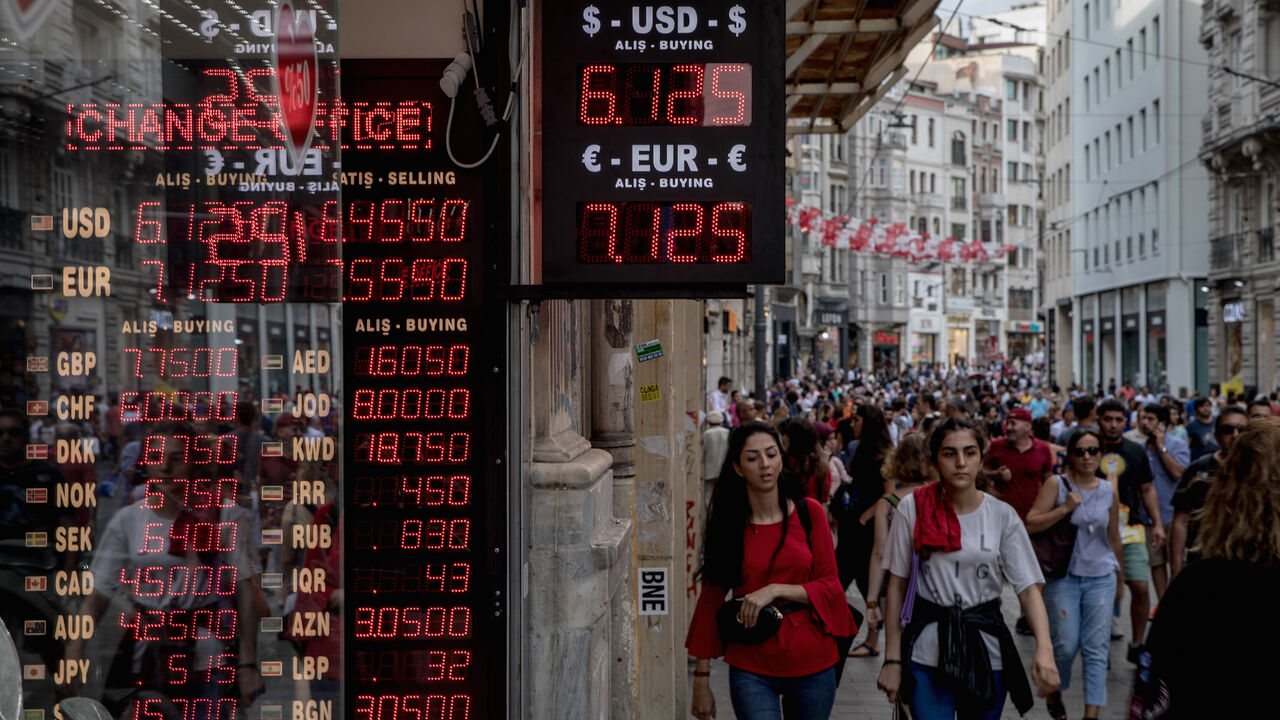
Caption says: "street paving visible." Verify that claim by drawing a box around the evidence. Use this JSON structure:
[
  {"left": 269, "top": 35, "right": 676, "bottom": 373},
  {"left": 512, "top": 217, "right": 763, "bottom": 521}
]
[{"left": 697, "top": 583, "right": 1142, "bottom": 719}]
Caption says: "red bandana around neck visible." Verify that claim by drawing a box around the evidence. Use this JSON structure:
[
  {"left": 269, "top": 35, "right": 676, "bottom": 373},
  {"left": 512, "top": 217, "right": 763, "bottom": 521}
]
[{"left": 913, "top": 482, "right": 962, "bottom": 558}]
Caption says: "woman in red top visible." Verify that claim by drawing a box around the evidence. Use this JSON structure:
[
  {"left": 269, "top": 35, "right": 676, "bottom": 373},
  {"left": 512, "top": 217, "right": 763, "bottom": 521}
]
[{"left": 687, "top": 421, "right": 855, "bottom": 720}]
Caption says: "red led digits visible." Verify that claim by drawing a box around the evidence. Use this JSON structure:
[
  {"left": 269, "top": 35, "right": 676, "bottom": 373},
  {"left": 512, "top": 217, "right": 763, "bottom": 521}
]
[
  {"left": 138, "top": 434, "right": 239, "bottom": 466},
  {"left": 581, "top": 64, "right": 619, "bottom": 125},
  {"left": 351, "top": 563, "right": 471, "bottom": 594},
  {"left": 575, "top": 64, "right": 751, "bottom": 126},
  {"left": 353, "top": 519, "right": 470, "bottom": 551},
  {"left": 356, "top": 651, "right": 471, "bottom": 683},
  {"left": 118, "top": 609, "right": 238, "bottom": 642},
  {"left": 354, "top": 432, "right": 471, "bottom": 464},
  {"left": 352, "top": 606, "right": 472, "bottom": 639},
  {"left": 707, "top": 64, "right": 751, "bottom": 125},
  {"left": 121, "top": 391, "right": 238, "bottom": 422},
  {"left": 711, "top": 202, "right": 749, "bottom": 262},
  {"left": 124, "top": 348, "right": 239, "bottom": 379},
  {"left": 351, "top": 388, "right": 471, "bottom": 421},
  {"left": 344, "top": 259, "right": 468, "bottom": 302},
  {"left": 353, "top": 695, "right": 471, "bottom": 720},
  {"left": 577, "top": 202, "right": 752, "bottom": 264},
  {"left": 667, "top": 64, "right": 704, "bottom": 125},
  {"left": 353, "top": 345, "right": 470, "bottom": 377},
  {"left": 666, "top": 203, "right": 703, "bottom": 263},
  {"left": 117, "top": 565, "right": 239, "bottom": 599}
]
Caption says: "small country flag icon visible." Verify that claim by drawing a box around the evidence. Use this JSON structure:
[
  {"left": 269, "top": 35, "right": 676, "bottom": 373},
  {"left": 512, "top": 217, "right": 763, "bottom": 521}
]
[
  {"left": 30, "top": 215, "right": 53, "bottom": 231},
  {"left": 261, "top": 573, "right": 283, "bottom": 589},
  {"left": 261, "top": 485, "right": 284, "bottom": 502},
  {"left": 25, "top": 576, "right": 47, "bottom": 592},
  {"left": 261, "top": 529, "right": 283, "bottom": 545},
  {"left": 263, "top": 355, "right": 284, "bottom": 370},
  {"left": 25, "top": 488, "right": 47, "bottom": 503},
  {"left": 30, "top": 274, "right": 54, "bottom": 290},
  {"left": 23, "top": 711, "right": 44, "bottom": 720},
  {"left": 24, "top": 620, "right": 46, "bottom": 636},
  {"left": 263, "top": 398, "right": 284, "bottom": 414},
  {"left": 26, "top": 401, "right": 48, "bottom": 416},
  {"left": 23, "top": 664, "right": 45, "bottom": 680},
  {"left": 261, "top": 706, "right": 283, "bottom": 720},
  {"left": 25, "top": 532, "right": 47, "bottom": 548},
  {"left": 260, "top": 617, "right": 283, "bottom": 633},
  {"left": 260, "top": 661, "right": 283, "bottom": 677},
  {"left": 27, "top": 445, "right": 48, "bottom": 460},
  {"left": 26, "top": 356, "right": 48, "bottom": 372},
  {"left": 261, "top": 442, "right": 284, "bottom": 458}
]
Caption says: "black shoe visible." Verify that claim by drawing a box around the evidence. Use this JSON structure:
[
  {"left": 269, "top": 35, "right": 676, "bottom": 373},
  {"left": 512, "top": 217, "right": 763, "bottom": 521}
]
[
  {"left": 1015, "top": 616, "right": 1033, "bottom": 635},
  {"left": 1045, "top": 692, "right": 1067, "bottom": 720},
  {"left": 1127, "top": 642, "right": 1145, "bottom": 663}
]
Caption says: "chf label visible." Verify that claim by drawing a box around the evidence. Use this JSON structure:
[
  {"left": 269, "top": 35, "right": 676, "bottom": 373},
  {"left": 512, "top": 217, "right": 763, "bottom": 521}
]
[{"left": 56, "top": 395, "right": 96, "bottom": 420}]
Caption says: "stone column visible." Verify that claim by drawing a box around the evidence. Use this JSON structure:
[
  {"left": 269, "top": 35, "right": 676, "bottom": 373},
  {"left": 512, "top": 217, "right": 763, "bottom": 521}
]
[
  {"left": 527, "top": 299, "right": 633, "bottom": 720},
  {"left": 589, "top": 299, "right": 638, "bottom": 718}
]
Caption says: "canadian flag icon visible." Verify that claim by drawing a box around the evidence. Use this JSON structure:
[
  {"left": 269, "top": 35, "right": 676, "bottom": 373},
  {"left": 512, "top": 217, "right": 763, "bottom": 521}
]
[{"left": 24, "top": 664, "right": 45, "bottom": 680}]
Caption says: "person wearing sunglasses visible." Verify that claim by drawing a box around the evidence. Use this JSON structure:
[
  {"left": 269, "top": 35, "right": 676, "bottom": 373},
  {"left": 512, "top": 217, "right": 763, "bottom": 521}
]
[
  {"left": 1169, "top": 406, "right": 1248, "bottom": 580},
  {"left": 1026, "top": 429, "right": 1123, "bottom": 720}
]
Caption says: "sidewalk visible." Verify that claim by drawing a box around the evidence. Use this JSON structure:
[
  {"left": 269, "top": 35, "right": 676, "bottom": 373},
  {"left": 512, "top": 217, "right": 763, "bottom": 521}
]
[{"left": 693, "top": 584, "right": 1140, "bottom": 719}]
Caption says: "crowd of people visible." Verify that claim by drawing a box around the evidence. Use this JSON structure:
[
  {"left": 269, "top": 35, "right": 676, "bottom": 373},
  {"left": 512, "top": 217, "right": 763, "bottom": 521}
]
[{"left": 689, "top": 365, "right": 1280, "bottom": 719}]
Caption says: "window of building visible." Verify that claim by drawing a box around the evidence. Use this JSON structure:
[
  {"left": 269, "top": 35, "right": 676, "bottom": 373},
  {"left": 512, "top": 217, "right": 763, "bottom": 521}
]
[
  {"left": 1009, "top": 206, "right": 1019, "bottom": 226},
  {"left": 1008, "top": 161, "right": 1017, "bottom": 181},
  {"left": 933, "top": 217, "right": 941, "bottom": 235},
  {"left": 877, "top": 157, "right": 888, "bottom": 186},
  {"left": 1022, "top": 121, "right": 1031, "bottom": 150},
  {"left": 1007, "top": 79, "right": 1018, "bottom": 99},
  {"left": 1007, "top": 119, "right": 1017, "bottom": 141},
  {"left": 1064, "top": 31, "right": 1070, "bottom": 66},
  {"left": 1231, "top": 30, "right": 1242, "bottom": 87},
  {"left": 1104, "top": 244, "right": 1109, "bottom": 264},
  {"left": 918, "top": 217, "right": 928, "bottom": 235},
  {"left": 951, "top": 132, "right": 967, "bottom": 166},
  {"left": 1127, "top": 236, "right": 1133, "bottom": 258},
  {"left": 1268, "top": 17, "right": 1280, "bottom": 77},
  {"left": 928, "top": 118, "right": 935, "bottom": 147},
  {"left": 1152, "top": 226, "right": 1158, "bottom": 252},
  {"left": 1022, "top": 205, "right": 1032, "bottom": 226},
  {"left": 992, "top": 167, "right": 999, "bottom": 191},
  {"left": 1084, "top": 3, "right": 1090, "bottom": 38},
  {"left": 1093, "top": 68, "right": 1100, "bottom": 105},
  {"left": 1153, "top": 16, "right": 1159, "bottom": 56},
  {"left": 1022, "top": 162, "right": 1032, "bottom": 180},
  {"left": 951, "top": 177, "right": 966, "bottom": 208},
  {"left": 1140, "top": 29, "right": 1147, "bottom": 69},
  {"left": 1084, "top": 77, "right": 1091, "bottom": 111},
  {"left": 980, "top": 169, "right": 987, "bottom": 193},
  {"left": 1115, "top": 49, "right": 1122, "bottom": 88},
  {"left": 952, "top": 223, "right": 966, "bottom": 239},
  {"left": 1104, "top": 59, "right": 1111, "bottom": 95},
  {"left": 1093, "top": 247, "right": 1100, "bottom": 267},
  {"left": 911, "top": 116, "right": 918, "bottom": 144},
  {"left": 1138, "top": 232, "right": 1145, "bottom": 255},
  {"left": 834, "top": 135, "right": 844, "bottom": 160},
  {"left": 1153, "top": 100, "right": 1160, "bottom": 142}
]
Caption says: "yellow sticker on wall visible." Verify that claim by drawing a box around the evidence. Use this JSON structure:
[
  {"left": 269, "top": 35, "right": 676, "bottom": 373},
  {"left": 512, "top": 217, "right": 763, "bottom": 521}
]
[{"left": 640, "top": 384, "right": 661, "bottom": 402}]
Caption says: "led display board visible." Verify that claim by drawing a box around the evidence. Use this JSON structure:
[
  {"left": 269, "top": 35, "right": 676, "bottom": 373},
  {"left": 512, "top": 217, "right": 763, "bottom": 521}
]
[{"left": 539, "top": 0, "right": 785, "bottom": 292}]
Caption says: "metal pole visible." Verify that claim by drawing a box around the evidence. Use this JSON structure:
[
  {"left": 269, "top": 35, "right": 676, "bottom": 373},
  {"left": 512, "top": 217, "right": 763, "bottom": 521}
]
[{"left": 754, "top": 284, "right": 767, "bottom": 400}]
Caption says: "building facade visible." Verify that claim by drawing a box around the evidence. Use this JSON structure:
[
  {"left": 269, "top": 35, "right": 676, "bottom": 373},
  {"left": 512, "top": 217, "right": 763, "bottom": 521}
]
[
  {"left": 1043, "top": 0, "right": 1075, "bottom": 389},
  {"left": 1068, "top": 0, "right": 1209, "bottom": 396},
  {"left": 1199, "top": 0, "right": 1280, "bottom": 398}
]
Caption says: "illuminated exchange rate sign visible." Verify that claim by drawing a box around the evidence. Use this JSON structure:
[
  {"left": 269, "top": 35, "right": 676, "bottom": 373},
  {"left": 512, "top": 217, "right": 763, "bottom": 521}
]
[
  {"left": 340, "top": 60, "right": 507, "bottom": 720},
  {"left": 540, "top": 0, "right": 783, "bottom": 291}
]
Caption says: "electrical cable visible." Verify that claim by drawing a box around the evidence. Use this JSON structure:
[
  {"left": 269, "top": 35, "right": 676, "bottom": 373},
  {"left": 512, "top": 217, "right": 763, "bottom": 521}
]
[{"left": 445, "top": 0, "right": 524, "bottom": 169}]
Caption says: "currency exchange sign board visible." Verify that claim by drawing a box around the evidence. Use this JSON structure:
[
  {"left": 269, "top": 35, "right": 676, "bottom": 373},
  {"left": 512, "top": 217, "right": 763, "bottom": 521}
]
[{"left": 540, "top": 0, "right": 785, "bottom": 292}]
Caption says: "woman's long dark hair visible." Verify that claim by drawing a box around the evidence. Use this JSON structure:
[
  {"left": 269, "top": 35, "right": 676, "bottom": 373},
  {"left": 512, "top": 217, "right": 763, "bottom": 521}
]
[
  {"left": 846, "top": 405, "right": 892, "bottom": 511},
  {"left": 696, "top": 421, "right": 806, "bottom": 590}
]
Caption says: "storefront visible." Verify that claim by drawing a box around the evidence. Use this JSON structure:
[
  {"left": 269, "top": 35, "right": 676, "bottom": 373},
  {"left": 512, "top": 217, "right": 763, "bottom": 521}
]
[
  {"left": 816, "top": 304, "right": 849, "bottom": 372},
  {"left": 1145, "top": 283, "right": 1168, "bottom": 393},
  {"left": 947, "top": 315, "right": 970, "bottom": 367},
  {"left": 1081, "top": 318, "right": 1095, "bottom": 392},
  {"left": 1007, "top": 321, "right": 1042, "bottom": 364},
  {"left": 1222, "top": 297, "right": 1245, "bottom": 397},
  {"left": 909, "top": 315, "right": 941, "bottom": 366},
  {"left": 872, "top": 330, "right": 901, "bottom": 373}
]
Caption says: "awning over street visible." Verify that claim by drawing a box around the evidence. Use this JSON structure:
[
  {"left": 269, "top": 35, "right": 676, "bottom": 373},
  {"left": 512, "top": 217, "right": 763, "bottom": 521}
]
[{"left": 785, "top": 0, "right": 941, "bottom": 134}]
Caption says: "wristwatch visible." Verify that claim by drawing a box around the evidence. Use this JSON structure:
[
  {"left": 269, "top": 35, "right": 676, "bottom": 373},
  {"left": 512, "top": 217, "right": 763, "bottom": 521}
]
[{"left": 1160, "top": 446, "right": 1168, "bottom": 454}]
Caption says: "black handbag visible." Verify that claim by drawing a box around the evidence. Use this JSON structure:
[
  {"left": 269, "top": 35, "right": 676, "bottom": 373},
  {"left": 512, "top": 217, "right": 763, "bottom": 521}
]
[
  {"left": 715, "top": 598, "right": 805, "bottom": 645},
  {"left": 1031, "top": 475, "right": 1078, "bottom": 579}
]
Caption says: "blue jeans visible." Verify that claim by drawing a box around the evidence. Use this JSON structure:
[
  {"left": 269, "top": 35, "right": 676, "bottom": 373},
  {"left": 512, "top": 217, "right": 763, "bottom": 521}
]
[
  {"left": 728, "top": 666, "right": 836, "bottom": 720},
  {"left": 1043, "top": 572, "right": 1117, "bottom": 707},
  {"left": 907, "top": 663, "right": 1005, "bottom": 720}
]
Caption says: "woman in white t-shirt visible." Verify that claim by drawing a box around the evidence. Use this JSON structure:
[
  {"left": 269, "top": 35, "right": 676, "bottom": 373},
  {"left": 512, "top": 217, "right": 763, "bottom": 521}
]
[{"left": 876, "top": 417, "right": 1059, "bottom": 719}]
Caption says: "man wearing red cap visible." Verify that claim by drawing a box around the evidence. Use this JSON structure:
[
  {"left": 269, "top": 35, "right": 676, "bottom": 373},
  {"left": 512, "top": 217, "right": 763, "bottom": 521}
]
[{"left": 981, "top": 407, "right": 1053, "bottom": 521}]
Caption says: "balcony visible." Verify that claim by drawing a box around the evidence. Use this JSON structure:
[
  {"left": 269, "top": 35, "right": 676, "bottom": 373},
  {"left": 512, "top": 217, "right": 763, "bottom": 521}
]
[
  {"left": 1260, "top": 228, "right": 1276, "bottom": 264},
  {"left": 1210, "top": 233, "right": 1243, "bottom": 270},
  {"left": 951, "top": 195, "right": 967, "bottom": 210},
  {"left": 978, "top": 193, "right": 1006, "bottom": 208},
  {"left": 916, "top": 193, "right": 945, "bottom": 210}
]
